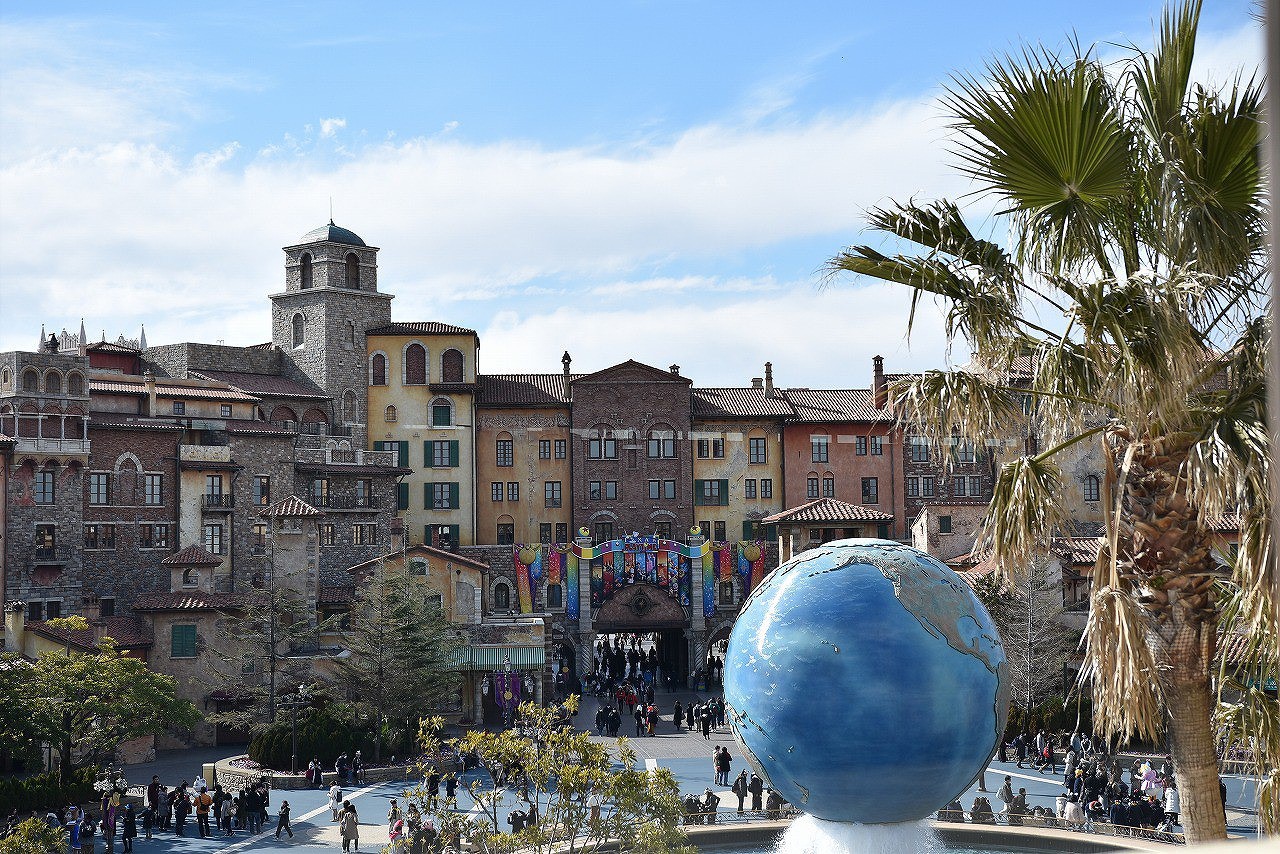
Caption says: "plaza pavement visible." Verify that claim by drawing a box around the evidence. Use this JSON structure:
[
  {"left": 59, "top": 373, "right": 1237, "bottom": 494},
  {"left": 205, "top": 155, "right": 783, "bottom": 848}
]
[{"left": 114, "top": 688, "right": 1260, "bottom": 854}]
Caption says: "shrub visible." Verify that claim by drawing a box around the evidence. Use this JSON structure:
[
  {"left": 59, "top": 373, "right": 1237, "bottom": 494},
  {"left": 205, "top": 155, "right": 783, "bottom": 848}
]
[
  {"left": 1, "top": 816, "right": 66, "bottom": 854},
  {"left": 0, "top": 767, "right": 96, "bottom": 816},
  {"left": 247, "top": 705, "right": 411, "bottom": 770}
]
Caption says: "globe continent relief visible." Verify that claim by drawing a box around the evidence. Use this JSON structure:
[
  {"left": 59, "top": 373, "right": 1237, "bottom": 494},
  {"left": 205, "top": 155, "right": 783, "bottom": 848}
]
[{"left": 724, "top": 539, "right": 1010, "bottom": 824}]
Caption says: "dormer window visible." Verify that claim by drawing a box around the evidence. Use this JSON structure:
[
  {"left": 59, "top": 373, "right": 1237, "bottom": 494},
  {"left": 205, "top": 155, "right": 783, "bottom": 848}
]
[
  {"left": 181, "top": 568, "right": 199, "bottom": 588},
  {"left": 300, "top": 252, "right": 313, "bottom": 288}
]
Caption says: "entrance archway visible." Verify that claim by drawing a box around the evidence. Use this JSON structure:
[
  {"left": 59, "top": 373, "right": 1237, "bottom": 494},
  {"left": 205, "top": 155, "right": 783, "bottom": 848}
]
[{"left": 593, "top": 583, "right": 691, "bottom": 688}]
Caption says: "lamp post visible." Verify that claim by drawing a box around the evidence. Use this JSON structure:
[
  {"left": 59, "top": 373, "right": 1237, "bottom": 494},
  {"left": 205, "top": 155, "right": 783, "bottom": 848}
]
[{"left": 280, "top": 684, "right": 312, "bottom": 775}]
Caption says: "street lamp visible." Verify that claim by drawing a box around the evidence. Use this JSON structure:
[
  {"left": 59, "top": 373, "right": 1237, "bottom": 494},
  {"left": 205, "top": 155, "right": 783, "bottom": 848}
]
[{"left": 280, "top": 684, "right": 312, "bottom": 775}]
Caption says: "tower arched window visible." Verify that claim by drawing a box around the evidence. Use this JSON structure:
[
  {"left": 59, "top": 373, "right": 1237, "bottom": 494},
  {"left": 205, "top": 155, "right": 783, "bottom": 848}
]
[
  {"left": 67, "top": 373, "right": 84, "bottom": 396},
  {"left": 292, "top": 313, "right": 305, "bottom": 348},
  {"left": 346, "top": 321, "right": 355, "bottom": 345},
  {"left": 442, "top": 349, "right": 464, "bottom": 383},
  {"left": 44, "top": 371, "right": 62, "bottom": 394},
  {"left": 345, "top": 253, "right": 360, "bottom": 289},
  {"left": 384, "top": 405, "right": 397, "bottom": 422},
  {"left": 405, "top": 343, "right": 427, "bottom": 385},
  {"left": 342, "top": 390, "right": 358, "bottom": 423},
  {"left": 300, "top": 253, "right": 313, "bottom": 288},
  {"left": 1084, "top": 475, "right": 1101, "bottom": 503},
  {"left": 21, "top": 369, "right": 38, "bottom": 392},
  {"left": 371, "top": 353, "right": 387, "bottom": 386}
]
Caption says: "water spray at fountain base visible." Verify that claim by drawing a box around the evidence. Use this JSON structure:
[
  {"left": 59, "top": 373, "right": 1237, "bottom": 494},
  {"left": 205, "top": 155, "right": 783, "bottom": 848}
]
[{"left": 774, "top": 815, "right": 941, "bottom": 854}]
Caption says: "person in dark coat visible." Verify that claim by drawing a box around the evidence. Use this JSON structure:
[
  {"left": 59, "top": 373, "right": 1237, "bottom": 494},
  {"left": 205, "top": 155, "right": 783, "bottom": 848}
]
[
  {"left": 747, "top": 772, "right": 764, "bottom": 812},
  {"left": 120, "top": 806, "right": 137, "bottom": 853},
  {"left": 672, "top": 701, "right": 683, "bottom": 730},
  {"left": 731, "top": 771, "right": 748, "bottom": 813}
]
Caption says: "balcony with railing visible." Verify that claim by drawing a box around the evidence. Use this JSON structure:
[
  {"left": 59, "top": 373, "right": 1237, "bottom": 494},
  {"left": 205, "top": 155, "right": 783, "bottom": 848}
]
[
  {"left": 31, "top": 545, "right": 71, "bottom": 563},
  {"left": 201, "top": 493, "right": 235, "bottom": 510},
  {"left": 15, "top": 436, "right": 91, "bottom": 455},
  {"left": 300, "top": 493, "right": 380, "bottom": 510}
]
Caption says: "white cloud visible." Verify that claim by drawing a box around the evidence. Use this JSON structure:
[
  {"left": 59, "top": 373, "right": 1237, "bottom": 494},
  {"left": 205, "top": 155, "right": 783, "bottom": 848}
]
[{"left": 319, "top": 117, "right": 347, "bottom": 139}]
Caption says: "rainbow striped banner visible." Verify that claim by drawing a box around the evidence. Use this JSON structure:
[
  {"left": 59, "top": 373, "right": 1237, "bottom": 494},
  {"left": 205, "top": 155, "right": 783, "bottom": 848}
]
[
  {"left": 702, "top": 550, "right": 716, "bottom": 617},
  {"left": 566, "top": 552, "right": 580, "bottom": 620}
]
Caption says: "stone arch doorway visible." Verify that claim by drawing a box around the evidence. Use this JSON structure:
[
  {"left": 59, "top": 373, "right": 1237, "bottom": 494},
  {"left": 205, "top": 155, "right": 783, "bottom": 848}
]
[{"left": 593, "top": 583, "right": 690, "bottom": 688}]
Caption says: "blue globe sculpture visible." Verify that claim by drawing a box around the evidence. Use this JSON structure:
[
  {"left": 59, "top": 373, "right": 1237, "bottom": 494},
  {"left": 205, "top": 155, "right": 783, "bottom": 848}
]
[{"left": 724, "top": 539, "right": 1009, "bottom": 825}]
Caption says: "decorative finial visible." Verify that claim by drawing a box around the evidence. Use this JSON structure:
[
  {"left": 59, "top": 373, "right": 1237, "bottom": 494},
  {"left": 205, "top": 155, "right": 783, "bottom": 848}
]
[{"left": 329, "top": 197, "right": 334, "bottom": 225}]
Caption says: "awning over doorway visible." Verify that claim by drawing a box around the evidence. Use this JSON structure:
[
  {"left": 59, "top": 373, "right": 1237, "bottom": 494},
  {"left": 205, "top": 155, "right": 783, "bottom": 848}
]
[{"left": 450, "top": 644, "right": 546, "bottom": 671}]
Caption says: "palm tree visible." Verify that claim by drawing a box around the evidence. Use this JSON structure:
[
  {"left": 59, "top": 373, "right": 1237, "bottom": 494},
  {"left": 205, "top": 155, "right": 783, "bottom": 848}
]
[{"left": 825, "top": 2, "right": 1271, "bottom": 842}]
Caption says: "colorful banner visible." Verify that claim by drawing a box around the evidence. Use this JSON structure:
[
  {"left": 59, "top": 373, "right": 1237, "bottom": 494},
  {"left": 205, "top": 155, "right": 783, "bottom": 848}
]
[
  {"left": 677, "top": 556, "right": 691, "bottom": 606},
  {"left": 702, "top": 550, "right": 716, "bottom": 617},
  {"left": 546, "top": 549, "right": 562, "bottom": 585},
  {"left": 717, "top": 548, "right": 734, "bottom": 582},
  {"left": 737, "top": 546, "right": 754, "bottom": 595},
  {"left": 566, "top": 552, "right": 580, "bottom": 620},
  {"left": 494, "top": 670, "right": 522, "bottom": 712}
]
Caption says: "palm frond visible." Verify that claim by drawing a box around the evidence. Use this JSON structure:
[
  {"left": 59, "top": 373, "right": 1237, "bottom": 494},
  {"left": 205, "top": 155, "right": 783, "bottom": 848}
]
[
  {"left": 977, "top": 454, "right": 1068, "bottom": 580},
  {"left": 891, "top": 369, "right": 1024, "bottom": 463},
  {"left": 1081, "top": 585, "right": 1165, "bottom": 742},
  {"left": 1128, "top": 0, "right": 1200, "bottom": 149}
]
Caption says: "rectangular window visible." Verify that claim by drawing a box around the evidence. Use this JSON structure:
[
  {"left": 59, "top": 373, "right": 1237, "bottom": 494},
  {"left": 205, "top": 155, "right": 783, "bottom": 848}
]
[
  {"left": 429, "top": 482, "right": 459, "bottom": 509},
  {"left": 144, "top": 473, "right": 163, "bottom": 505},
  {"left": 939, "top": 515, "right": 953, "bottom": 534},
  {"left": 249, "top": 475, "right": 269, "bottom": 506},
  {"left": 33, "top": 471, "right": 54, "bottom": 504},
  {"left": 695, "top": 479, "right": 728, "bottom": 506},
  {"left": 89, "top": 472, "right": 110, "bottom": 506},
  {"left": 172, "top": 400, "right": 186, "bottom": 415},
  {"left": 507, "top": 482, "right": 519, "bottom": 502},
  {"left": 432, "top": 403, "right": 452, "bottom": 426},
  {"left": 83, "top": 525, "right": 98, "bottom": 550},
  {"left": 171, "top": 624, "right": 197, "bottom": 659},
  {"left": 970, "top": 476, "right": 983, "bottom": 497},
  {"left": 649, "top": 480, "right": 660, "bottom": 500},
  {"left": 203, "top": 524, "right": 223, "bottom": 555},
  {"left": 320, "top": 524, "right": 335, "bottom": 546},
  {"left": 664, "top": 479, "right": 676, "bottom": 499},
  {"left": 311, "top": 477, "right": 329, "bottom": 506},
  {"left": 375, "top": 440, "right": 410, "bottom": 468},
  {"left": 745, "top": 479, "right": 757, "bottom": 499},
  {"left": 26, "top": 602, "right": 44, "bottom": 622},
  {"left": 539, "top": 523, "right": 553, "bottom": 543},
  {"left": 206, "top": 474, "right": 223, "bottom": 497},
  {"left": 252, "top": 523, "right": 267, "bottom": 553},
  {"left": 496, "top": 439, "right": 514, "bottom": 467},
  {"left": 603, "top": 481, "right": 617, "bottom": 500},
  {"left": 140, "top": 524, "right": 167, "bottom": 549},
  {"left": 594, "top": 521, "right": 613, "bottom": 542},
  {"left": 352, "top": 524, "right": 377, "bottom": 545},
  {"left": 699, "top": 520, "right": 711, "bottom": 539},
  {"left": 714, "top": 520, "right": 726, "bottom": 541},
  {"left": 647, "top": 436, "right": 661, "bottom": 458},
  {"left": 712, "top": 438, "right": 724, "bottom": 458},
  {"left": 906, "top": 477, "right": 920, "bottom": 498},
  {"left": 355, "top": 479, "right": 371, "bottom": 506},
  {"left": 760, "top": 478, "right": 773, "bottom": 499},
  {"left": 496, "top": 523, "right": 515, "bottom": 545},
  {"left": 429, "top": 440, "right": 458, "bottom": 468},
  {"left": 655, "top": 521, "right": 672, "bottom": 539},
  {"left": 696, "top": 438, "right": 709, "bottom": 458},
  {"left": 99, "top": 598, "right": 115, "bottom": 618},
  {"left": 811, "top": 435, "right": 829, "bottom": 463},
  {"left": 220, "top": 404, "right": 232, "bottom": 418},
  {"left": 539, "top": 439, "right": 552, "bottom": 459},
  {"left": 855, "top": 436, "right": 867, "bottom": 456},
  {"left": 555, "top": 522, "right": 568, "bottom": 542},
  {"left": 84, "top": 524, "right": 116, "bottom": 550},
  {"left": 749, "top": 437, "right": 767, "bottom": 464},
  {"left": 554, "top": 439, "right": 566, "bottom": 459},
  {"left": 547, "top": 582, "right": 563, "bottom": 608},
  {"left": 870, "top": 435, "right": 883, "bottom": 455},
  {"left": 544, "top": 481, "right": 562, "bottom": 508},
  {"left": 953, "top": 476, "right": 967, "bottom": 497},
  {"left": 807, "top": 477, "right": 819, "bottom": 499},
  {"left": 822, "top": 475, "right": 835, "bottom": 497},
  {"left": 955, "top": 439, "right": 976, "bottom": 463},
  {"left": 862, "top": 477, "right": 879, "bottom": 504},
  {"left": 589, "top": 481, "right": 601, "bottom": 501},
  {"left": 910, "top": 437, "right": 930, "bottom": 462},
  {"left": 588, "top": 434, "right": 617, "bottom": 459},
  {"left": 922, "top": 476, "right": 936, "bottom": 498},
  {"left": 492, "top": 482, "right": 504, "bottom": 502},
  {"left": 34, "top": 524, "right": 56, "bottom": 555}
]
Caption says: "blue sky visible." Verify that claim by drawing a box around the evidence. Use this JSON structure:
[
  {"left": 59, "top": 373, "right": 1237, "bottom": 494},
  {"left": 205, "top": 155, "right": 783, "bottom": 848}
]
[{"left": 0, "top": 1, "right": 1261, "bottom": 386}]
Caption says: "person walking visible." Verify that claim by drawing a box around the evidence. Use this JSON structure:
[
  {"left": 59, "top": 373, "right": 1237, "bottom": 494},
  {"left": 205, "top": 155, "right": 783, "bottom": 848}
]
[
  {"left": 732, "top": 771, "right": 748, "bottom": 814},
  {"left": 120, "top": 806, "right": 136, "bottom": 854},
  {"left": 329, "top": 783, "right": 343, "bottom": 822},
  {"left": 673, "top": 700, "right": 683, "bottom": 730},
  {"left": 140, "top": 805, "right": 153, "bottom": 843},
  {"left": 997, "top": 776, "right": 1014, "bottom": 817},
  {"left": 444, "top": 775, "right": 458, "bottom": 810},
  {"left": 339, "top": 802, "right": 360, "bottom": 852},
  {"left": 275, "top": 801, "right": 293, "bottom": 839},
  {"left": 195, "top": 787, "right": 213, "bottom": 838},
  {"left": 715, "top": 746, "right": 732, "bottom": 786},
  {"left": 173, "top": 788, "right": 190, "bottom": 837},
  {"left": 747, "top": 772, "right": 764, "bottom": 812}
]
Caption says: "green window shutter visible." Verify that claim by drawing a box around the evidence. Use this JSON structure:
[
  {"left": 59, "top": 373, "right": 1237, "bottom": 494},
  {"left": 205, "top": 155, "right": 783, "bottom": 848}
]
[
  {"left": 397, "top": 482, "right": 409, "bottom": 511},
  {"left": 424, "top": 482, "right": 431, "bottom": 509},
  {"left": 718, "top": 479, "right": 729, "bottom": 506},
  {"left": 424, "top": 441, "right": 432, "bottom": 467},
  {"left": 693, "top": 480, "right": 704, "bottom": 506},
  {"left": 171, "top": 624, "right": 197, "bottom": 658},
  {"left": 424, "top": 525, "right": 432, "bottom": 545},
  {"left": 448, "top": 440, "right": 459, "bottom": 467},
  {"left": 449, "top": 525, "right": 460, "bottom": 546},
  {"left": 448, "top": 482, "right": 460, "bottom": 509},
  {"left": 398, "top": 441, "right": 410, "bottom": 468},
  {"left": 742, "top": 521, "right": 755, "bottom": 540},
  {"left": 762, "top": 524, "right": 777, "bottom": 541},
  {"left": 877, "top": 523, "right": 889, "bottom": 538}
]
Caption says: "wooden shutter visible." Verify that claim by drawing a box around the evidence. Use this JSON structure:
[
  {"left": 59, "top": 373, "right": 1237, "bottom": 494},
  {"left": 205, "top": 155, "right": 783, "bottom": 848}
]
[
  {"left": 448, "top": 482, "right": 460, "bottom": 509},
  {"left": 448, "top": 440, "right": 459, "bottom": 467},
  {"left": 397, "top": 483, "right": 409, "bottom": 511},
  {"left": 718, "top": 479, "right": 729, "bottom": 506}
]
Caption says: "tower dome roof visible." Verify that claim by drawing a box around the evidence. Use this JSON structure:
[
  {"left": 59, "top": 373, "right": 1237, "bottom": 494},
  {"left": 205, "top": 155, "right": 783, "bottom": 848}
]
[{"left": 299, "top": 220, "right": 366, "bottom": 247}]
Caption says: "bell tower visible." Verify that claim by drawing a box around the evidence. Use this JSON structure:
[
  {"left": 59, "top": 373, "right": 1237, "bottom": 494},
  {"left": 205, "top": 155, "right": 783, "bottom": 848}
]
[{"left": 270, "top": 221, "right": 393, "bottom": 447}]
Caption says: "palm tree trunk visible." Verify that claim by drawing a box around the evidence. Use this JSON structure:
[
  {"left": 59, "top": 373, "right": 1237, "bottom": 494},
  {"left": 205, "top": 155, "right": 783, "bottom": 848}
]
[{"left": 1164, "top": 667, "right": 1227, "bottom": 842}]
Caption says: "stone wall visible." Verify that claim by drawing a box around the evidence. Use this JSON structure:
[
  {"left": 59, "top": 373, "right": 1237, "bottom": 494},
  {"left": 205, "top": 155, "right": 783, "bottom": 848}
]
[
  {"left": 144, "top": 343, "right": 281, "bottom": 379},
  {"left": 5, "top": 461, "right": 85, "bottom": 613}
]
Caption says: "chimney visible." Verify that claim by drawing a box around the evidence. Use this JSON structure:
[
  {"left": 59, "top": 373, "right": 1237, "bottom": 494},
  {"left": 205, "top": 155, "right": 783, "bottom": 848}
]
[
  {"left": 561, "top": 351, "right": 571, "bottom": 380},
  {"left": 764, "top": 362, "right": 774, "bottom": 396},
  {"left": 4, "top": 601, "right": 25, "bottom": 653},
  {"left": 751, "top": 377, "right": 763, "bottom": 389},
  {"left": 83, "top": 596, "right": 101, "bottom": 622},
  {"left": 669, "top": 365, "right": 680, "bottom": 376},
  {"left": 143, "top": 370, "right": 157, "bottom": 417},
  {"left": 873, "top": 355, "right": 887, "bottom": 409}
]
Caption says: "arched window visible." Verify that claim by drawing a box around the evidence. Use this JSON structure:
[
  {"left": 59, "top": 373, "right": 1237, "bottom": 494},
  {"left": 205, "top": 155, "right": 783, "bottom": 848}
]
[
  {"left": 384, "top": 405, "right": 397, "bottom": 422},
  {"left": 342, "top": 390, "right": 357, "bottom": 423},
  {"left": 292, "top": 313, "right": 305, "bottom": 348},
  {"left": 67, "top": 373, "right": 84, "bottom": 396},
  {"left": 441, "top": 349, "right": 464, "bottom": 383},
  {"left": 1084, "top": 475, "right": 1101, "bottom": 503},
  {"left": 371, "top": 353, "right": 387, "bottom": 386},
  {"left": 21, "top": 369, "right": 38, "bottom": 392},
  {"left": 182, "top": 568, "right": 199, "bottom": 588},
  {"left": 430, "top": 397, "right": 453, "bottom": 427},
  {"left": 271, "top": 405, "right": 297, "bottom": 424},
  {"left": 2, "top": 368, "right": 8, "bottom": 386},
  {"left": 405, "top": 343, "right": 427, "bottom": 385},
  {"left": 494, "top": 581, "right": 511, "bottom": 612},
  {"left": 300, "top": 252, "right": 313, "bottom": 288},
  {"left": 345, "top": 253, "right": 360, "bottom": 289},
  {"left": 346, "top": 321, "right": 356, "bottom": 345},
  {"left": 44, "top": 371, "right": 62, "bottom": 394}
]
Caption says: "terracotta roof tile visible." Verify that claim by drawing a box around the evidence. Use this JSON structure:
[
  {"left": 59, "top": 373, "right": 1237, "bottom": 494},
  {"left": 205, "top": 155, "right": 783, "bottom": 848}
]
[
  {"left": 160, "top": 545, "right": 222, "bottom": 566},
  {"left": 781, "top": 388, "right": 894, "bottom": 423},
  {"left": 28, "top": 617, "right": 152, "bottom": 650},
  {"left": 259, "top": 495, "right": 322, "bottom": 518},
  {"left": 691, "top": 388, "right": 794, "bottom": 419},
  {"left": 367, "top": 322, "right": 477, "bottom": 336},
  {"left": 132, "top": 591, "right": 247, "bottom": 611},
  {"left": 478, "top": 374, "right": 574, "bottom": 407},
  {"left": 1051, "top": 537, "right": 1104, "bottom": 566},
  {"left": 224, "top": 419, "right": 297, "bottom": 437},
  {"left": 319, "top": 586, "right": 355, "bottom": 605},
  {"left": 89, "top": 377, "right": 259, "bottom": 402},
  {"left": 190, "top": 370, "right": 329, "bottom": 400},
  {"left": 89, "top": 414, "right": 185, "bottom": 431},
  {"left": 762, "top": 498, "right": 894, "bottom": 524}
]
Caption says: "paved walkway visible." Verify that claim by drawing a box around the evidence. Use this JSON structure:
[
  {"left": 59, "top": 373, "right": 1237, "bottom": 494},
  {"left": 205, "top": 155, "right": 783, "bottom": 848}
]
[{"left": 107, "top": 692, "right": 1261, "bottom": 854}]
